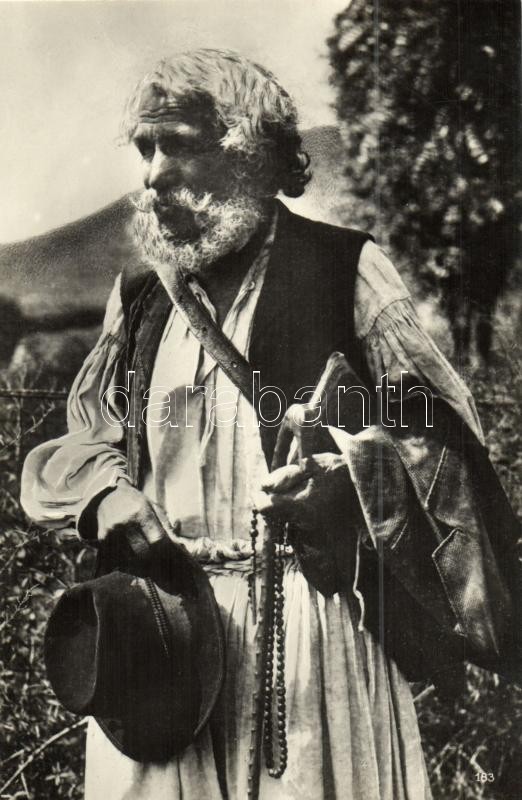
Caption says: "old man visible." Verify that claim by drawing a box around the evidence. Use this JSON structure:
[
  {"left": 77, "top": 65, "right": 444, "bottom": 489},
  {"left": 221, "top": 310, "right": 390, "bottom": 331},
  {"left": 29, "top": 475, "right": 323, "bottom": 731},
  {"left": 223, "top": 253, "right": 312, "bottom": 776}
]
[{"left": 21, "top": 49, "right": 517, "bottom": 800}]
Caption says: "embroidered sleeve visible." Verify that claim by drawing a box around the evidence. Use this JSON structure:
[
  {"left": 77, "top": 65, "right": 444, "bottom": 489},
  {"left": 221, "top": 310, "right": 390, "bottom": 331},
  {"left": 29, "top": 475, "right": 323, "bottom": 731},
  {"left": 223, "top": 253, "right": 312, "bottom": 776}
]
[
  {"left": 354, "top": 240, "right": 483, "bottom": 442},
  {"left": 334, "top": 243, "right": 488, "bottom": 631},
  {"left": 20, "top": 275, "right": 132, "bottom": 533}
]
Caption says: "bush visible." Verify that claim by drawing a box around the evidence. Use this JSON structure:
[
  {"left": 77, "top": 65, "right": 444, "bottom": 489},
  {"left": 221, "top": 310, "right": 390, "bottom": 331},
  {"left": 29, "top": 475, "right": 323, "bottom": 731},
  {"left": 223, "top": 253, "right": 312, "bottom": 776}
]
[
  {"left": 328, "top": 0, "right": 521, "bottom": 361},
  {"left": 0, "top": 387, "right": 87, "bottom": 799}
]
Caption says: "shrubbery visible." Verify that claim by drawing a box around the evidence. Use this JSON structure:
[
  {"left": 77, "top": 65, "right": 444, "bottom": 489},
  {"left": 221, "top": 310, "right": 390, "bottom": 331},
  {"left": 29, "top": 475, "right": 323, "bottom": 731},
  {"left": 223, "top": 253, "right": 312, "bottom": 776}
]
[{"left": 328, "top": 0, "right": 521, "bottom": 362}]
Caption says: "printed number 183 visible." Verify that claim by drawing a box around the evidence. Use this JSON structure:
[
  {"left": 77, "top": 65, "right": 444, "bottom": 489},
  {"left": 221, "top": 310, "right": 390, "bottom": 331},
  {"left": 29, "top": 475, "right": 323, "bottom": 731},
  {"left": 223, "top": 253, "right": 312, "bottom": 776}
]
[{"left": 475, "top": 773, "right": 494, "bottom": 783}]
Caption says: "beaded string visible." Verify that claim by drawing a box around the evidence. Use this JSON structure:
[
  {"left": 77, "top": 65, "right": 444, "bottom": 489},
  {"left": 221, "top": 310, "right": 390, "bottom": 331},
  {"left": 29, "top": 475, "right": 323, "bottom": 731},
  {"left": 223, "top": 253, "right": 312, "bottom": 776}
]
[
  {"left": 248, "top": 510, "right": 258, "bottom": 625},
  {"left": 248, "top": 511, "right": 288, "bottom": 784},
  {"left": 262, "top": 521, "right": 288, "bottom": 777},
  {"left": 247, "top": 511, "right": 268, "bottom": 800}
]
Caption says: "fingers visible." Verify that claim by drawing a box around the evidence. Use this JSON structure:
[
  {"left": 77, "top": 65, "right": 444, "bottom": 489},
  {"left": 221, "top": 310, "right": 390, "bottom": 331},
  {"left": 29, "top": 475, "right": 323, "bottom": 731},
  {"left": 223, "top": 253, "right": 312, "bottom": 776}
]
[
  {"left": 140, "top": 519, "right": 168, "bottom": 547},
  {"left": 270, "top": 420, "right": 295, "bottom": 471},
  {"left": 255, "top": 453, "right": 348, "bottom": 533},
  {"left": 271, "top": 405, "right": 326, "bottom": 469},
  {"left": 140, "top": 502, "right": 172, "bottom": 546},
  {"left": 256, "top": 458, "right": 319, "bottom": 527},
  {"left": 261, "top": 462, "right": 312, "bottom": 494},
  {"left": 254, "top": 485, "right": 314, "bottom": 529},
  {"left": 98, "top": 485, "right": 169, "bottom": 549},
  {"left": 255, "top": 490, "right": 293, "bottom": 516}
]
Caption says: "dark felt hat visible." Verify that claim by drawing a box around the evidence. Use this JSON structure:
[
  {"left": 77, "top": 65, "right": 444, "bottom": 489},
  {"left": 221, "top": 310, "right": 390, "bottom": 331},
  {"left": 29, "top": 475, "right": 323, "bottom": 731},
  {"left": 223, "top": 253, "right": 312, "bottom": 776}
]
[{"left": 44, "top": 537, "right": 224, "bottom": 762}]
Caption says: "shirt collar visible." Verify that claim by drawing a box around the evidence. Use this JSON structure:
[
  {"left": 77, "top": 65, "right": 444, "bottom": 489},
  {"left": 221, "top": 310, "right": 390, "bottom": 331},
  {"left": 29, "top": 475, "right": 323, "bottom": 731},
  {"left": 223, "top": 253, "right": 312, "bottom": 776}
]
[{"left": 185, "top": 206, "right": 278, "bottom": 324}]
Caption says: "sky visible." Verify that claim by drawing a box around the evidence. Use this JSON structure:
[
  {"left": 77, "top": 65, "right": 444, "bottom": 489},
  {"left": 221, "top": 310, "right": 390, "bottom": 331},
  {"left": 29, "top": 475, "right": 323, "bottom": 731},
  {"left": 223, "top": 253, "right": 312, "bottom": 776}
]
[{"left": 0, "top": 0, "right": 349, "bottom": 242}]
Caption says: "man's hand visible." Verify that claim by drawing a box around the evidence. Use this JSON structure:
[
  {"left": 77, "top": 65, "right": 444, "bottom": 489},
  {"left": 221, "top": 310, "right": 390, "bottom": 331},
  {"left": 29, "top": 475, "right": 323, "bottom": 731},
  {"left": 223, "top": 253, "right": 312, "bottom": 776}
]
[
  {"left": 254, "top": 453, "right": 354, "bottom": 534},
  {"left": 96, "top": 483, "right": 171, "bottom": 556}
]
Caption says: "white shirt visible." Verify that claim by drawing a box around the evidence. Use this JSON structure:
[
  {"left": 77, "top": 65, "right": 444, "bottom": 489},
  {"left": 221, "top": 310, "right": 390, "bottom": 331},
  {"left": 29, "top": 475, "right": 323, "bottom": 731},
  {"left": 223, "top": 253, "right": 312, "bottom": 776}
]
[
  {"left": 143, "top": 216, "right": 275, "bottom": 545},
  {"left": 20, "top": 222, "right": 482, "bottom": 541}
]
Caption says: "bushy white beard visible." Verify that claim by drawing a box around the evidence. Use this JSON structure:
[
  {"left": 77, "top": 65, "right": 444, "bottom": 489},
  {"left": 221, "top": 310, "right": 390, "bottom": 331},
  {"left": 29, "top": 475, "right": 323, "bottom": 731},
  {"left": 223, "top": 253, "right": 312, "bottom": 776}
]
[{"left": 132, "top": 188, "right": 265, "bottom": 276}]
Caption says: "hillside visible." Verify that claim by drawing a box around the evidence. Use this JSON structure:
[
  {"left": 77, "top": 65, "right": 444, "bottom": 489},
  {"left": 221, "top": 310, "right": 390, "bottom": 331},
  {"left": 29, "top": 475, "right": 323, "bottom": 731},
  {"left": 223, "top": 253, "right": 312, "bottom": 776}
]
[{"left": 0, "top": 126, "right": 345, "bottom": 375}]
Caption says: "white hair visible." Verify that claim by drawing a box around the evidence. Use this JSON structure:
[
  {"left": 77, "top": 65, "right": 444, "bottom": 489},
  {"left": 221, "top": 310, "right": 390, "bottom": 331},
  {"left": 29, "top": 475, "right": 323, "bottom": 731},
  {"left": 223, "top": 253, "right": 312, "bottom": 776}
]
[{"left": 122, "top": 48, "right": 311, "bottom": 198}]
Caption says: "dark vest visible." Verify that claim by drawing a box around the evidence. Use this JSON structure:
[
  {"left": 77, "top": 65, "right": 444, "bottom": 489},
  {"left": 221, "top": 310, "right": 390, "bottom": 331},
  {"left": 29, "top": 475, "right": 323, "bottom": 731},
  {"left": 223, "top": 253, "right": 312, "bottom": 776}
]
[
  {"left": 120, "top": 202, "right": 373, "bottom": 486},
  {"left": 117, "top": 203, "right": 508, "bottom": 685}
]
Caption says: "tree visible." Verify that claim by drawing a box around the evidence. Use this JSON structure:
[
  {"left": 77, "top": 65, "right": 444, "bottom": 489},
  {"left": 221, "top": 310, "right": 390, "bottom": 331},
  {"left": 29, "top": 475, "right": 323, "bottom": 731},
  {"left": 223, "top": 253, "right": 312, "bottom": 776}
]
[{"left": 328, "top": 0, "right": 521, "bottom": 361}]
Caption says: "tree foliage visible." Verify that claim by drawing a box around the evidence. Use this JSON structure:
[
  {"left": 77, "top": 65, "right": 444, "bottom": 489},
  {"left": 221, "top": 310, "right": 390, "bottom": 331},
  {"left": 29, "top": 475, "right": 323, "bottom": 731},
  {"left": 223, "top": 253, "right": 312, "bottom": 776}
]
[{"left": 328, "top": 0, "right": 521, "bottom": 360}]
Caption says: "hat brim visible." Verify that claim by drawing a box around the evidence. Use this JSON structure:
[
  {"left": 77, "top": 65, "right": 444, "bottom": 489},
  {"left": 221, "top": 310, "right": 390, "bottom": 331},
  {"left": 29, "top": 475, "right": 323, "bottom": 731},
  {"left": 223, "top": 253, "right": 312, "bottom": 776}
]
[{"left": 94, "top": 536, "right": 225, "bottom": 762}]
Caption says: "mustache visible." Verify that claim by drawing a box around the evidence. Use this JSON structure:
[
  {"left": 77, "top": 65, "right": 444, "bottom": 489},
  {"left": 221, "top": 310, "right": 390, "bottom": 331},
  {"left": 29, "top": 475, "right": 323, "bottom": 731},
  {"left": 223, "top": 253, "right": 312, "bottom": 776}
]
[
  {"left": 131, "top": 188, "right": 214, "bottom": 216},
  {"left": 132, "top": 186, "right": 265, "bottom": 276}
]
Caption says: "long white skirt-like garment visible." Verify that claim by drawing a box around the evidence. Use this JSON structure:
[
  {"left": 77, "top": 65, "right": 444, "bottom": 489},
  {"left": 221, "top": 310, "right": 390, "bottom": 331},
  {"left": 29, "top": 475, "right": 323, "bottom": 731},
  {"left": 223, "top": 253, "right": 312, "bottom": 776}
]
[{"left": 85, "top": 560, "right": 432, "bottom": 800}]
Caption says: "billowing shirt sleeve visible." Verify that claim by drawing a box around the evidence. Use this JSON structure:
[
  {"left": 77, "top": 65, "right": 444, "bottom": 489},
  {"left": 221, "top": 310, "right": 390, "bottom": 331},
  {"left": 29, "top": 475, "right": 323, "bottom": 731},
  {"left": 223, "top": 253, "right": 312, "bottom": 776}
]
[
  {"left": 20, "top": 274, "right": 131, "bottom": 531},
  {"left": 334, "top": 243, "right": 511, "bottom": 662},
  {"left": 354, "top": 240, "right": 484, "bottom": 443}
]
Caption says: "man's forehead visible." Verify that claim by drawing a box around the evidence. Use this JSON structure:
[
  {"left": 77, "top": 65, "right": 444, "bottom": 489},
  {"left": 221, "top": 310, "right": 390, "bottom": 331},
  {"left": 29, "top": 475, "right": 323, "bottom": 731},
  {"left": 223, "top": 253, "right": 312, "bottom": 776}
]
[
  {"left": 132, "top": 118, "right": 205, "bottom": 141},
  {"left": 134, "top": 80, "right": 213, "bottom": 126}
]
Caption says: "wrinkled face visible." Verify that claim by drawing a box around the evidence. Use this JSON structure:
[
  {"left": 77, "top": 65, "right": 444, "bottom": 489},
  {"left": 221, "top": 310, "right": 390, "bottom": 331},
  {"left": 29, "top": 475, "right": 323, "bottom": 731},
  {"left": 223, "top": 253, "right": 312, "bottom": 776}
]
[
  {"left": 132, "top": 108, "right": 238, "bottom": 242},
  {"left": 130, "top": 100, "right": 268, "bottom": 275}
]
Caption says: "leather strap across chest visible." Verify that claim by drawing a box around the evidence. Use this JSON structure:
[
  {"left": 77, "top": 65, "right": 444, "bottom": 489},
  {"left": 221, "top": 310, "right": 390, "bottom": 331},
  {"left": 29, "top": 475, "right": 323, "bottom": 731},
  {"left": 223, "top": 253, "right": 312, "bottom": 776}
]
[
  {"left": 161, "top": 265, "right": 257, "bottom": 408},
  {"left": 121, "top": 203, "right": 373, "bottom": 481}
]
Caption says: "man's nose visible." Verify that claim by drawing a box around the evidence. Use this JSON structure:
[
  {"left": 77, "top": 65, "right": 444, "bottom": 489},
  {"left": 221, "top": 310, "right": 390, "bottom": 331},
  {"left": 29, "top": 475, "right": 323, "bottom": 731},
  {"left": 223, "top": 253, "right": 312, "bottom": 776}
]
[{"left": 144, "top": 151, "right": 181, "bottom": 192}]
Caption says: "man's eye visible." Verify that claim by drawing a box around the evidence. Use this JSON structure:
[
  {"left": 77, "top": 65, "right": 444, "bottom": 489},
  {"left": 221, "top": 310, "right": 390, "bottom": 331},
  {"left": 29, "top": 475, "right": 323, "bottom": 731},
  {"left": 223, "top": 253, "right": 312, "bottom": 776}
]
[
  {"left": 160, "top": 136, "right": 210, "bottom": 156},
  {"left": 134, "top": 138, "right": 154, "bottom": 160},
  {"left": 161, "top": 136, "right": 198, "bottom": 156},
  {"left": 159, "top": 138, "right": 179, "bottom": 157}
]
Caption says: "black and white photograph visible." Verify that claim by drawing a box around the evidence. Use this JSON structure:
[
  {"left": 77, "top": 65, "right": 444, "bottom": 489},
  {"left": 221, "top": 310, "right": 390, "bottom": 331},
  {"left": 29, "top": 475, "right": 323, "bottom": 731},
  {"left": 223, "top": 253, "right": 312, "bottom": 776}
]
[{"left": 0, "top": 1, "right": 520, "bottom": 798}]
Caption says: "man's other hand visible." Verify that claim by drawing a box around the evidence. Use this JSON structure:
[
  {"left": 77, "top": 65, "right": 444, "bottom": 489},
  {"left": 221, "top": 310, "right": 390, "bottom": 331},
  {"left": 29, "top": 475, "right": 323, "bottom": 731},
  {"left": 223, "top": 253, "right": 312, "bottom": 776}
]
[
  {"left": 254, "top": 453, "right": 353, "bottom": 533},
  {"left": 96, "top": 483, "right": 170, "bottom": 555}
]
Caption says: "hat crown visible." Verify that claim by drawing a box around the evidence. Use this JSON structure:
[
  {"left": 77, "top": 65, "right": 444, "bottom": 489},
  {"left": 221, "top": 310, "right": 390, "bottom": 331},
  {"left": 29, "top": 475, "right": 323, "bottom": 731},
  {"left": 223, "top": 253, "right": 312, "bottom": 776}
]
[{"left": 44, "top": 539, "right": 224, "bottom": 762}]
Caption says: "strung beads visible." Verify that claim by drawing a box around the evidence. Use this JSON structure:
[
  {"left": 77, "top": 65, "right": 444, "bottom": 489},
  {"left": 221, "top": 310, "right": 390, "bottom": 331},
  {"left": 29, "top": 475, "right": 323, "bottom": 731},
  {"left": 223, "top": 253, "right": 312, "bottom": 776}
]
[
  {"left": 247, "top": 512, "right": 289, "bottom": 793},
  {"left": 248, "top": 510, "right": 259, "bottom": 624},
  {"left": 262, "top": 521, "right": 288, "bottom": 779}
]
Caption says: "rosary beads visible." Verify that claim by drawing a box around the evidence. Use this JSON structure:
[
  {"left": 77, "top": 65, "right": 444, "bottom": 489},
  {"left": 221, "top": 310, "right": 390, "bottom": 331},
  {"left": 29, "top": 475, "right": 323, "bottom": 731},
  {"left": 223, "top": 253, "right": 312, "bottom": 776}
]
[
  {"left": 249, "top": 510, "right": 259, "bottom": 625},
  {"left": 249, "top": 510, "right": 288, "bottom": 779}
]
